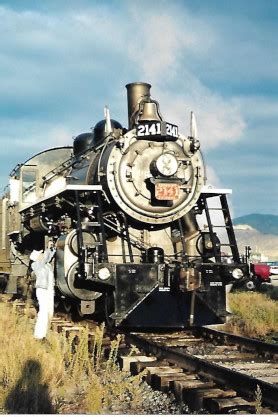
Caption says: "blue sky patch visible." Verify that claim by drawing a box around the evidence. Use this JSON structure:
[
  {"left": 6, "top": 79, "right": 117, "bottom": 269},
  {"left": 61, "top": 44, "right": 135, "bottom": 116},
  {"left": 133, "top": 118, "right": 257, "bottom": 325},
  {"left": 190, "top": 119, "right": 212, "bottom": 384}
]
[{"left": 0, "top": 0, "right": 277, "bottom": 217}]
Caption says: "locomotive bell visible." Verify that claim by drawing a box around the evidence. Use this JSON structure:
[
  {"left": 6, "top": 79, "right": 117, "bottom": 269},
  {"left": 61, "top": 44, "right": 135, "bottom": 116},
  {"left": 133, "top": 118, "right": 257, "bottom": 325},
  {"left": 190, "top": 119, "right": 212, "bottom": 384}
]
[{"left": 139, "top": 102, "right": 162, "bottom": 123}]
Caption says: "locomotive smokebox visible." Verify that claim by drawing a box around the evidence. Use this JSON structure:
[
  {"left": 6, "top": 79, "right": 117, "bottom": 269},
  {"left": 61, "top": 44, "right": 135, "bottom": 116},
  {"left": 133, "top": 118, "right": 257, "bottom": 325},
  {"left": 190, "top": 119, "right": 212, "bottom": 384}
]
[{"left": 126, "top": 82, "right": 151, "bottom": 129}]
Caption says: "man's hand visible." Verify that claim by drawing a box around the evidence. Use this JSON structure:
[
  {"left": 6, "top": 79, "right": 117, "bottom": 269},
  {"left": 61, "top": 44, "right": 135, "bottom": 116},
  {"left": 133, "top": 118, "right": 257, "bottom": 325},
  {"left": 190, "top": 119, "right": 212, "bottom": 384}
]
[{"left": 48, "top": 241, "right": 54, "bottom": 250}]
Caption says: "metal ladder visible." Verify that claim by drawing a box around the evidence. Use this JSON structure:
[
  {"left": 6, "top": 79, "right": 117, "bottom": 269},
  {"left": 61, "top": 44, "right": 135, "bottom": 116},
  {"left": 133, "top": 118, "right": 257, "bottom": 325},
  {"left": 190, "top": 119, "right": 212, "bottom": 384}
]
[
  {"left": 202, "top": 194, "right": 240, "bottom": 263},
  {"left": 74, "top": 189, "right": 108, "bottom": 275}
]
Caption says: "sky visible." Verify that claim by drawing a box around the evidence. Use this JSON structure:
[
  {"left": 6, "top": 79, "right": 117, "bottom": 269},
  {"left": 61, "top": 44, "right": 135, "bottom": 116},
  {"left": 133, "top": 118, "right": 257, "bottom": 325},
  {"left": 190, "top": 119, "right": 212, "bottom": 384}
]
[{"left": 0, "top": 0, "right": 277, "bottom": 217}]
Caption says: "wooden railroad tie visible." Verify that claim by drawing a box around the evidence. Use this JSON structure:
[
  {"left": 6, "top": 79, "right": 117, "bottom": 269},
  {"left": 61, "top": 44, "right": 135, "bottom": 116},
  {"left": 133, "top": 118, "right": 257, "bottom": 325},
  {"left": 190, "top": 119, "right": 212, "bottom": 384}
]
[
  {"left": 13, "top": 302, "right": 26, "bottom": 312},
  {"left": 23, "top": 305, "right": 37, "bottom": 319},
  {"left": 62, "top": 326, "right": 86, "bottom": 338},
  {"left": 153, "top": 371, "right": 198, "bottom": 393},
  {"left": 163, "top": 338, "right": 204, "bottom": 347},
  {"left": 51, "top": 320, "right": 73, "bottom": 333},
  {"left": 119, "top": 355, "right": 157, "bottom": 372},
  {"left": 231, "top": 362, "right": 278, "bottom": 370},
  {"left": 130, "top": 359, "right": 165, "bottom": 375},
  {"left": 204, "top": 396, "right": 256, "bottom": 414},
  {"left": 11, "top": 302, "right": 36, "bottom": 319},
  {"left": 258, "top": 375, "right": 278, "bottom": 384},
  {"left": 173, "top": 379, "right": 216, "bottom": 403},
  {"left": 195, "top": 352, "right": 256, "bottom": 362},
  {"left": 183, "top": 387, "right": 237, "bottom": 412},
  {"left": 211, "top": 344, "right": 239, "bottom": 352},
  {"left": 51, "top": 317, "right": 67, "bottom": 322},
  {"left": 145, "top": 366, "right": 183, "bottom": 386},
  {"left": 101, "top": 337, "right": 115, "bottom": 348},
  {"left": 116, "top": 353, "right": 269, "bottom": 414}
]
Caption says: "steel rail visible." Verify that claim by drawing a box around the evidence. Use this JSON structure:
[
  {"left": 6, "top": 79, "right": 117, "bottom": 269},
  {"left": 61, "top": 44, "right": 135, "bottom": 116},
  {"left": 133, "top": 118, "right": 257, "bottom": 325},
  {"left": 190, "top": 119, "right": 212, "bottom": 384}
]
[
  {"left": 197, "top": 325, "right": 278, "bottom": 356},
  {"left": 8, "top": 297, "right": 278, "bottom": 411},
  {"left": 124, "top": 332, "right": 278, "bottom": 411}
]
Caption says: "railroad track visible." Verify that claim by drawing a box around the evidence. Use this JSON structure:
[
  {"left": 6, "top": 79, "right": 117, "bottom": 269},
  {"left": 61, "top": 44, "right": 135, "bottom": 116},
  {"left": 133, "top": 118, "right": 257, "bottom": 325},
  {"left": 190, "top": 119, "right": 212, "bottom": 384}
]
[
  {"left": 8, "top": 298, "right": 278, "bottom": 414},
  {"left": 123, "top": 327, "right": 278, "bottom": 413}
]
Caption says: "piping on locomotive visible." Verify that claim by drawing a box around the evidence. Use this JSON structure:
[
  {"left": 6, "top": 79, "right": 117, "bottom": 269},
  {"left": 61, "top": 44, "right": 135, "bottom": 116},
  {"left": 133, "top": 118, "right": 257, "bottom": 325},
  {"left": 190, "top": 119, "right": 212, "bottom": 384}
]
[{"left": 0, "top": 82, "right": 248, "bottom": 328}]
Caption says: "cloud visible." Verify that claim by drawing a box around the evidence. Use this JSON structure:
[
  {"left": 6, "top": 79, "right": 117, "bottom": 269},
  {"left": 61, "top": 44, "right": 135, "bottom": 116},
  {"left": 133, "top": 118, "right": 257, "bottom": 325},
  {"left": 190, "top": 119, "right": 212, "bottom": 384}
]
[
  {"left": 205, "top": 166, "right": 223, "bottom": 187},
  {"left": 124, "top": 3, "right": 246, "bottom": 148},
  {"left": 203, "top": 15, "right": 278, "bottom": 86},
  {"left": 155, "top": 85, "right": 246, "bottom": 149},
  {"left": 0, "top": 2, "right": 246, "bottom": 147},
  {"left": 236, "top": 96, "right": 278, "bottom": 124},
  {"left": 0, "top": 118, "right": 74, "bottom": 190},
  {"left": 0, "top": 1, "right": 276, "bottom": 218},
  {"left": 0, "top": 118, "right": 73, "bottom": 150}
]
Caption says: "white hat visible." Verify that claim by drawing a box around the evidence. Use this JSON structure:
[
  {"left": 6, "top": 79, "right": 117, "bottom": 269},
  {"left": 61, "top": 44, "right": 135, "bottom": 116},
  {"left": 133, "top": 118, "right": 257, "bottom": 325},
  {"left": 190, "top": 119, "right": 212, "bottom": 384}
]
[{"left": 30, "top": 249, "right": 43, "bottom": 262}]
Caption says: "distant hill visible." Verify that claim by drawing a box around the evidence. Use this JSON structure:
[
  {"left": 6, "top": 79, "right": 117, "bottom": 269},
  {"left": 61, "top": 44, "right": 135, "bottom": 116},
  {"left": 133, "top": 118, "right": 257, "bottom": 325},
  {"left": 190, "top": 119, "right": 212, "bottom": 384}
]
[
  {"left": 234, "top": 228, "right": 278, "bottom": 261},
  {"left": 233, "top": 214, "right": 278, "bottom": 236}
]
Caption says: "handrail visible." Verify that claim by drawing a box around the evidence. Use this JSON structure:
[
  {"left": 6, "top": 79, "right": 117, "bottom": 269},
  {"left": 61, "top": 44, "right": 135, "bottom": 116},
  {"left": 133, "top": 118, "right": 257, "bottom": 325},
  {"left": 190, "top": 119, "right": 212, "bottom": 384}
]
[{"left": 1, "top": 198, "right": 8, "bottom": 250}]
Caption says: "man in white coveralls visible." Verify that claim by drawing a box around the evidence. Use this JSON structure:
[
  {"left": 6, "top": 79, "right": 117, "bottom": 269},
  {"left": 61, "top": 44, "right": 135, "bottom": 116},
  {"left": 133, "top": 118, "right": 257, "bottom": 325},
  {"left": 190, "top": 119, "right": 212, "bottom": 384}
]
[{"left": 30, "top": 242, "right": 56, "bottom": 340}]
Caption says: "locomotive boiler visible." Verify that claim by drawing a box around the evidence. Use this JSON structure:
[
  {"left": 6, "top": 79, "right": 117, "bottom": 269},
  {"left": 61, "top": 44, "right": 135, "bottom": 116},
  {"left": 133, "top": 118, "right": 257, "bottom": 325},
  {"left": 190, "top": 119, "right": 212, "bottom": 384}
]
[{"left": 0, "top": 82, "right": 248, "bottom": 328}]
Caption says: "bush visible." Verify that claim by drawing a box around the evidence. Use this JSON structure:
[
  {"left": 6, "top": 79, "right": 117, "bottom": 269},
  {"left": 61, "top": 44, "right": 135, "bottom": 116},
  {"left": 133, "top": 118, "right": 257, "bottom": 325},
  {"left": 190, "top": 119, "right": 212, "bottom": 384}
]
[
  {"left": 268, "top": 287, "right": 278, "bottom": 301},
  {"left": 228, "top": 292, "right": 278, "bottom": 338},
  {"left": 0, "top": 303, "right": 64, "bottom": 413},
  {"left": 0, "top": 302, "right": 180, "bottom": 414}
]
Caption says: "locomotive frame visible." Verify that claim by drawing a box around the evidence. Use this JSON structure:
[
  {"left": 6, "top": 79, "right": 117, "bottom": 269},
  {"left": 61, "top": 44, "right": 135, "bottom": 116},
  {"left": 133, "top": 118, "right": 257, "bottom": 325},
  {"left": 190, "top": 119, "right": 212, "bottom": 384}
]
[{"left": 0, "top": 82, "right": 249, "bottom": 328}]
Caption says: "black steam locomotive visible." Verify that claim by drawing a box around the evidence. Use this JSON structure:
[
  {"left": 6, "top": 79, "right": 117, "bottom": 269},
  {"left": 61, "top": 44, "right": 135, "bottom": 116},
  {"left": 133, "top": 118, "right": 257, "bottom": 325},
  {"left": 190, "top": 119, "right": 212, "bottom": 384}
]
[{"left": 0, "top": 82, "right": 248, "bottom": 328}]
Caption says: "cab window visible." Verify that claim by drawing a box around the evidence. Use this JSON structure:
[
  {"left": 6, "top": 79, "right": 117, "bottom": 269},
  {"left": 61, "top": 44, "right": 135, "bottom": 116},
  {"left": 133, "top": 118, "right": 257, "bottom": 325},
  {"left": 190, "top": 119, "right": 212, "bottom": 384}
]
[{"left": 22, "top": 170, "right": 37, "bottom": 203}]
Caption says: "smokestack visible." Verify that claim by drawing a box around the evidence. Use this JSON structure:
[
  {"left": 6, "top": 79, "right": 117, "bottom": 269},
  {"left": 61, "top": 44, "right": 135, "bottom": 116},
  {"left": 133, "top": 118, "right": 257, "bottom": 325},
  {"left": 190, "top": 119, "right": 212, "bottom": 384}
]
[{"left": 126, "top": 82, "right": 151, "bottom": 129}]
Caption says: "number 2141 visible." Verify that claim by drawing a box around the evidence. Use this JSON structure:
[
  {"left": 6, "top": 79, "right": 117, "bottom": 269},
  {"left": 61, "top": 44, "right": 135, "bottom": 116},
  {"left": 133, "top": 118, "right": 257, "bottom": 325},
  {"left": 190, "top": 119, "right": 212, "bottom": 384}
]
[{"left": 137, "top": 122, "right": 178, "bottom": 137}]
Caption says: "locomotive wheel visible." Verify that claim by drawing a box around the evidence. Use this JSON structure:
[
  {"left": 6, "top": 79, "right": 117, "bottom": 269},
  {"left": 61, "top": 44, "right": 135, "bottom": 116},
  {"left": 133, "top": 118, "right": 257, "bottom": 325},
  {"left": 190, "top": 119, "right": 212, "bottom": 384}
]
[
  {"left": 104, "top": 292, "right": 115, "bottom": 327},
  {"left": 254, "top": 276, "right": 262, "bottom": 290},
  {"left": 75, "top": 304, "right": 85, "bottom": 319},
  {"left": 245, "top": 280, "right": 256, "bottom": 291},
  {"left": 69, "top": 303, "right": 85, "bottom": 322},
  {"left": 62, "top": 300, "right": 72, "bottom": 313}
]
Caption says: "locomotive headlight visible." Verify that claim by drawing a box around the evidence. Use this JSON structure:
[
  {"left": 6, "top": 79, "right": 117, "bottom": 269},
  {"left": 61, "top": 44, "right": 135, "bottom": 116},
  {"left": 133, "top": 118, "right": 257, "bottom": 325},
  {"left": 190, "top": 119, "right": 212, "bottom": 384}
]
[
  {"left": 206, "top": 241, "right": 213, "bottom": 249},
  {"left": 156, "top": 153, "right": 178, "bottom": 177},
  {"left": 232, "top": 268, "right": 244, "bottom": 279},
  {"left": 98, "top": 267, "right": 111, "bottom": 280}
]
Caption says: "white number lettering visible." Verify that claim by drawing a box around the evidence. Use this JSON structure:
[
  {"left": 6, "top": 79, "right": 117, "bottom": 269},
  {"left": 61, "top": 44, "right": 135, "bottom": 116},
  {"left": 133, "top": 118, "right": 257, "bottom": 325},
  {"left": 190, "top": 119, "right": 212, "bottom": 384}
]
[
  {"left": 166, "top": 123, "right": 178, "bottom": 138},
  {"left": 148, "top": 123, "right": 157, "bottom": 135},
  {"left": 137, "top": 125, "right": 145, "bottom": 136},
  {"left": 138, "top": 122, "right": 174, "bottom": 137}
]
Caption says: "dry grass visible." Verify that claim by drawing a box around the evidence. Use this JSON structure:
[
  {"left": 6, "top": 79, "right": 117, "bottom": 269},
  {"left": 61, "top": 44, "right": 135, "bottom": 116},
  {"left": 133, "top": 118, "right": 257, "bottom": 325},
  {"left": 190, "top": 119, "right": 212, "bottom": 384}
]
[
  {"left": 0, "top": 303, "right": 65, "bottom": 413},
  {"left": 228, "top": 292, "right": 278, "bottom": 338},
  {"left": 254, "top": 385, "right": 263, "bottom": 414},
  {"left": 0, "top": 301, "right": 179, "bottom": 414}
]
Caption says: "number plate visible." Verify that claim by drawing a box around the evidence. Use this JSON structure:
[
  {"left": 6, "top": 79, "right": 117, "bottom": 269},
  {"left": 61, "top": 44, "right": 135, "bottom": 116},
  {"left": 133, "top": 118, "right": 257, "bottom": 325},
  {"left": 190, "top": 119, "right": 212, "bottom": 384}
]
[
  {"left": 137, "top": 121, "right": 178, "bottom": 139},
  {"left": 155, "top": 183, "right": 180, "bottom": 200}
]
